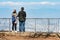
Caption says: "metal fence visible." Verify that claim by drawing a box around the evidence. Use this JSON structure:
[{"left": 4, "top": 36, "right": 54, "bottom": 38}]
[{"left": 0, "top": 18, "right": 60, "bottom": 33}]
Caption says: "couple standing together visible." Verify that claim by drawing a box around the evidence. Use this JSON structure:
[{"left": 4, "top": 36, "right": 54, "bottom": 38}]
[{"left": 12, "top": 7, "right": 26, "bottom": 32}]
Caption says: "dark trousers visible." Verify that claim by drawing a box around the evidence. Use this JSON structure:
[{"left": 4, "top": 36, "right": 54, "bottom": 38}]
[{"left": 12, "top": 22, "right": 17, "bottom": 31}]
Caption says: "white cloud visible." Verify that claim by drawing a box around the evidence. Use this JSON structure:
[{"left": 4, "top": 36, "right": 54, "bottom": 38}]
[{"left": 0, "top": 1, "right": 60, "bottom": 6}]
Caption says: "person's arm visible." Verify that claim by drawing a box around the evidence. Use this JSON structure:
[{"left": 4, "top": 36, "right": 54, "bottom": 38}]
[
  {"left": 17, "top": 12, "right": 20, "bottom": 17},
  {"left": 24, "top": 11, "right": 26, "bottom": 17},
  {"left": 17, "top": 12, "right": 20, "bottom": 20}
]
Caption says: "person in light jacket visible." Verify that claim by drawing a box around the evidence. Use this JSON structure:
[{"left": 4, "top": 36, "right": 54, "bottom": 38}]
[{"left": 12, "top": 9, "right": 17, "bottom": 32}]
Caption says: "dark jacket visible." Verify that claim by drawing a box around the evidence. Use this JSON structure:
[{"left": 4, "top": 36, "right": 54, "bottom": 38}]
[{"left": 17, "top": 11, "right": 26, "bottom": 22}]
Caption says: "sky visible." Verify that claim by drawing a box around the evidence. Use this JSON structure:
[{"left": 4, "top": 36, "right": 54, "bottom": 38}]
[
  {"left": 0, "top": 0, "right": 60, "bottom": 32},
  {"left": 0, "top": 0, "right": 60, "bottom": 18}
]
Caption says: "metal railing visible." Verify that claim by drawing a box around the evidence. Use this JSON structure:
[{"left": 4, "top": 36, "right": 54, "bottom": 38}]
[{"left": 0, "top": 18, "right": 60, "bottom": 33}]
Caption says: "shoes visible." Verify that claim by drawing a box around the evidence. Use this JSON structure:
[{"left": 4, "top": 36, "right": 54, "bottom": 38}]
[
  {"left": 12, "top": 31, "right": 14, "bottom": 32},
  {"left": 12, "top": 30, "right": 17, "bottom": 33},
  {"left": 15, "top": 31, "right": 17, "bottom": 33}
]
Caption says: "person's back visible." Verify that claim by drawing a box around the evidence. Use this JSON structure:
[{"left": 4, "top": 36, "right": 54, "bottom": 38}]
[
  {"left": 17, "top": 7, "right": 26, "bottom": 32},
  {"left": 18, "top": 11, "right": 26, "bottom": 22},
  {"left": 12, "top": 13, "right": 17, "bottom": 22},
  {"left": 17, "top": 7, "right": 26, "bottom": 22},
  {"left": 12, "top": 9, "right": 17, "bottom": 32}
]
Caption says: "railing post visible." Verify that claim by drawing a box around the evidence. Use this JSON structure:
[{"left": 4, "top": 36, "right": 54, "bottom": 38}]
[
  {"left": 35, "top": 18, "right": 36, "bottom": 33},
  {"left": 48, "top": 18, "right": 50, "bottom": 33},
  {"left": 58, "top": 19, "right": 59, "bottom": 33},
  {"left": 9, "top": 18, "right": 11, "bottom": 32}
]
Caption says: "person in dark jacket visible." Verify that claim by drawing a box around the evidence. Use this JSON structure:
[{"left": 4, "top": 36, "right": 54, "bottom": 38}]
[{"left": 17, "top": 7, "right": 26, "bottom": 32}]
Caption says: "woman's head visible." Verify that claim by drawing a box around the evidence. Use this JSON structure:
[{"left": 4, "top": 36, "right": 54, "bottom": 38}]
[
  {"left": 12, "top": 9, "right": 17, "bottom": 16},
  {"left": 13, "top": 9, "right": 16, "bottom": 13}
]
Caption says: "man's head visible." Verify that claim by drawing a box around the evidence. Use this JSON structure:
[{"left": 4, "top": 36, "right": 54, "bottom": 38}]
[{"left": 21, "top": 7, "right": 24, "bottom": 11}]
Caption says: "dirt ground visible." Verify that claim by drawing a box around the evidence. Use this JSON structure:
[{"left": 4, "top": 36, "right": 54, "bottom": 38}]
[
  {"left": 5, "top": 36, "right": 60, "bottom": 40},
  {"left": 0, "top": 32, "right": 60, "bottom": 40}
]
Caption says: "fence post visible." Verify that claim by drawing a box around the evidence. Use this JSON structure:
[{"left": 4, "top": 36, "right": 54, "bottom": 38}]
[
  {"left": 9, "top": 18, "right": 11, "bottom": 32},
  {"left": 48, "top": 18, "right": 50, "bottom": 33},
  {"left": 58, "top": 19, "right": 59, "bottom": 33},
  {"left": 35, "top": 18, "right": 36, "bottom": 33}
]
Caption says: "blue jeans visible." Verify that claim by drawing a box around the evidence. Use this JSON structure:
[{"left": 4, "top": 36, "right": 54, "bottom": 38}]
[{"left": 19, "top": 21, "right": 25, "bottom": 32}]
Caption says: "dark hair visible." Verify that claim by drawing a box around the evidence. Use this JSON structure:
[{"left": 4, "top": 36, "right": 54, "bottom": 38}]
[
  {"left": 21, "top": 7, "right": 24, "bottom": 10},
  {"left": 13, "top": 9, "right": 16, "bottom": 13}
]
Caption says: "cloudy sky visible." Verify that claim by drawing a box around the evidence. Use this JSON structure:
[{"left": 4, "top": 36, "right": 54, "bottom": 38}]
[{"left": 0, "top": 0, "right": 60, "bottom": 18}]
